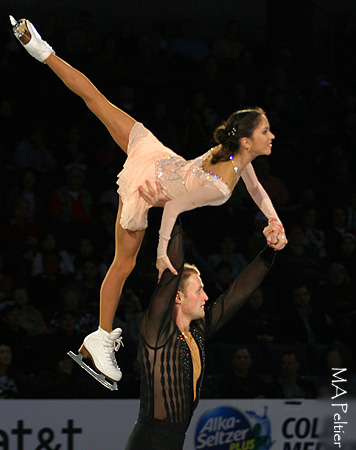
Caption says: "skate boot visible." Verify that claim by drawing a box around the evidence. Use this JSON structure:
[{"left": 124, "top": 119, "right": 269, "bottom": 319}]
[
  {"left": 9, "top": 15, "right": 55, "bottom": 63},
  {"left": 68, "top": 327, "right": 124, "bottom": 391}
]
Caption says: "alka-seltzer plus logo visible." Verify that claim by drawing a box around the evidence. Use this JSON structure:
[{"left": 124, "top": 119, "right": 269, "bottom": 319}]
[{"left": 195, "top": 406, "right": 274, "bottom": 450}]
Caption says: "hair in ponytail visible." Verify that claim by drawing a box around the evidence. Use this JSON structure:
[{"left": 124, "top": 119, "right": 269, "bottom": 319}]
[{"left": 211, "top": 107, "right": 265, "bottom": 164}]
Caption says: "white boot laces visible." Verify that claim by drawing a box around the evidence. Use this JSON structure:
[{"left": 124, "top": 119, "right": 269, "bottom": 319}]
[
  {"left": 103, "top": 335, "right": 124, "bottom": 368},
  {"left": 114, "top": 336, "right": 124, "bottom": 352}
]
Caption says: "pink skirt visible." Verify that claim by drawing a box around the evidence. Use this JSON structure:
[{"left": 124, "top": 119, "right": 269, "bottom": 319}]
[{"left": 117, "top": 122, "right": 178, "bottom": 230}]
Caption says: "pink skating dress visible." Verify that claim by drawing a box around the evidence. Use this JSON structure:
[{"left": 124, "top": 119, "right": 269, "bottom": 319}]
[{"left": 117, "top": 122, "right": 239, "bottom": 239}]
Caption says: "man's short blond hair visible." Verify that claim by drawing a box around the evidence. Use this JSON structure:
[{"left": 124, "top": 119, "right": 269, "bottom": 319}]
[{"left": 178, "top": 263, "right": 200, "bottom": 294}]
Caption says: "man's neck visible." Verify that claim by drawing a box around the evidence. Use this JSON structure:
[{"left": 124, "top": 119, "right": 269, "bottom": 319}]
[{"left": 172, "top": 308, "right": 191, "bottom": 333}]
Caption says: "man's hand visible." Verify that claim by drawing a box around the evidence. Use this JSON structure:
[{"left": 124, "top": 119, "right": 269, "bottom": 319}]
[{"left": 138, "top": 180, "right": 170, "bottom": 207}]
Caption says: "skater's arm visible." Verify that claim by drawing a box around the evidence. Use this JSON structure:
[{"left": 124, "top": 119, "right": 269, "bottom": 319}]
[
  {"left": 203, "top": 245, "right": 277, "bottom": 339},
  {"left": 156, "top": 183, "right": 225, "bottom": 278},
  {"left": 241, "top": 163, "right": 287, "bottom": 250},
  {"left": 140, "top": 220, "right": 184, "bottom": 347},
  {"left": 241, "top": 163, "right": 281, "bottom": 222},
  {"left": 45, "top": 55, "right": 135, "bottom": 152}
]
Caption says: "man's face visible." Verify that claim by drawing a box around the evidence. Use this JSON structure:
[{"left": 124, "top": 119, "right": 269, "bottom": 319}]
[{"left": 178, "top": 274, "right": 208, "bottom": 321}]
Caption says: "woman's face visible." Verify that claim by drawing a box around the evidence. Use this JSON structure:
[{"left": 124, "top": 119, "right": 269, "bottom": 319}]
[{"left": 249, "top": 115, "right": 275, "bottom": 156}]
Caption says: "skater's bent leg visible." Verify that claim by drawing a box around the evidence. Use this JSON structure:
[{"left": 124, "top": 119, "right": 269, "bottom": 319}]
[
  {"left": 99, "top": 198, "right": 145, "bottom": 332},
  {"left": 45, "top": 54, "right": 135, "bottom": 152}
]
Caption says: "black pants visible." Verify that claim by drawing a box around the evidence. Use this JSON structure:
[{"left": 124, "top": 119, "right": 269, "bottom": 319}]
[{"left": 124, "top": 419, "right": 186, "bottom": 450}]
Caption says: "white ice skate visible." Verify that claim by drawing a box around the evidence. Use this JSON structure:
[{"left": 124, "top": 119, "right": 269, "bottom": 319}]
[
  {"left": 68, "top": 327, "right": 124, "bottom": 391},
  {"left": 9, "top": 15, "right": 55, "bottom": 63}
]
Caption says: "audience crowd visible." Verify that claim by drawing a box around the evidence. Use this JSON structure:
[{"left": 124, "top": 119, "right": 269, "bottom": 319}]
[{"left": 1, "top": 9, "right": 356, "bottom": 399}]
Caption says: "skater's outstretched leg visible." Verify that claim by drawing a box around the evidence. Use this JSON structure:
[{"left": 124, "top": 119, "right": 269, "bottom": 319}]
[{"left": 10, "top": 16, "right": 136, "bottom": 152}]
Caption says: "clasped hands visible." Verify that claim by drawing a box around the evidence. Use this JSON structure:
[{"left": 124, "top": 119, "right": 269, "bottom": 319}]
[
  {"left": 263, "top": 218, "right": 288, "bottom": 251},
  {"left": 138, "top": 181, "right": 287, "bottom": 278}
]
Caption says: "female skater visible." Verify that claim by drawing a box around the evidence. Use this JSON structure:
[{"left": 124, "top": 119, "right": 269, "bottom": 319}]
[{"left": 10, "top": 16, "right": 287, "bottom": 388}]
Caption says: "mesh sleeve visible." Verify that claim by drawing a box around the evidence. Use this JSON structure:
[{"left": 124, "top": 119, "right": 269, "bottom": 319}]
[
  {"left": 140, "top": 219, "right": 184, "bottom": 348},
  {"left": 203, "top": 246, "right": 277, "bottom": 340}
]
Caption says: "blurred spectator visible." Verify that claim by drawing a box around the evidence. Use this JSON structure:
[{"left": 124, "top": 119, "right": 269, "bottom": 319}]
[
  {"left": 346, "top": 190, "right": 356, "bottom": 233},
  {"left": 220, "top": 287, "right": 278, "bottom": 344},
  {"left": 41, "top": 12, "right": 66, "bottom": 53},
  {"left": 0, "top": 343, "right": 18, "bottom": 398},
  {"left": 0, "top": 251, "right": 14, "bottom": 303},
  {"left": 49, "top": 164, "right": 93, "bottom": 226},
  {"left": 253, "top": 157, "right": 291, "bottom": 207},
  {"left": 279, "top": 283, "right": 335, "bottom": 344},
  {"left": 140, "top": 22, "right": 170, "bottom": 63},
  {"left": 181, "top": 92, "right": 218, "bottom": 157},
  {"left": 35, "top": 354, "right": 84, "bottom": 399},
  {"left": 337, "top": 232, "right": 356, "bottom": 285},
  {"left": 300, "top": 207, "right": 326, "bottom": 258},
  {"left": 1, "top": 197, "right": 40, "bottom": 252},
  {"left": 32, "top": 229, "right": 74, "bottom": 277},
  {"left": 145, "top": 102, "right": 181, "bottom": 152},
  {"left": 93, "top": 202, "right": 116, "bottom": 267},
  {"left": 211, "top": 20, "right": 245, "bottom": 67},
  {"left": 273, "top": 224, "right": 322, "bottom": 287},
  {"left": 0, "top": 97, "right": 16, "bottom": 153},
  {"left": 171, "top": 18, "right": 210, "bottom": 62},
  {"left": 49, "top": 164, "right": 94, "bottom": 249},
  {"left": 13, "top": 127, "right": 57, "bottom": 173},
  {"left": 39, "top": 310, "right": 86, "bottom": 368},
  {"left": 72, "top": 236, "right": 106, "bottom": 279},
  {"left": 0, "top": 304, "right": 32, "bottom": 373},
  {"left": 60, "top": 125, "right": 88, "bottom": 168},
  {"left": 206, "top": 261, "right": 233, "bottom": 300},
  {"left": 13, "top": 283, "right": 49, "bottom": 336},
  {"left": 314, "top": 345, "right": 354, "bottom": 398},
  {"left": 245, "top": 211, "right": 268, "bottom": 261},
  {"left": 218, "top": 347, "right": 268, "bottom": 398},
  {"left": 50, "top": 284, "right": 96, "bottom": 335},
  {"left": 8, "top": 168, "right": 49, "bottom": 225},
  {"left": 74, "top": 259, "right": 102, "bottom": 313},
  {"left": 116, "top": 288, "right": 144, "bottom": 343},
  {"left": 324, "top": 205, "right": 350, "bottom": 259},
  {"left": 267, "top": 352, "right": 315, "bottom": 398},
  {"left": 316, "top": 262, "right": 356, "bottom": 321},
  {"left": 29, "top": 250, "right": 72, "bottom": 320},
  {"left": 65, "top": 10, "right": 99, "bottom": 70},
  {"left": 208, "top": 234, "right": 248, "bottom": 280}
]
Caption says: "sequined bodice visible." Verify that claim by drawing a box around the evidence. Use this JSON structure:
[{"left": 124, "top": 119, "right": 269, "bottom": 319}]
[{"left": 155, "top": 149, "right": 233, "bottom": 202}]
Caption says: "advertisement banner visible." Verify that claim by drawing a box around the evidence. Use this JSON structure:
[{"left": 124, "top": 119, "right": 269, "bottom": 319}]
[{"left": 1, "top": 399, "right": 355, "bottom": 450}]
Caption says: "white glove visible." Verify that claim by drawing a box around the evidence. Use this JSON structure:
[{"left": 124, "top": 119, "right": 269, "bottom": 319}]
[{"left": 10, "top": 15, "right": 55, "bottom": 63}]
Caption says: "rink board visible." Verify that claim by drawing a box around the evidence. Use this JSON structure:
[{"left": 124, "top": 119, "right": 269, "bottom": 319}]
[{"left": 1, "top": 399, "right": 355, "bottom": 449}]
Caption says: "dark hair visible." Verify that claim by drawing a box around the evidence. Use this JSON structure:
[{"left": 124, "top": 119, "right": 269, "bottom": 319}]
[{"left": 212, "top": 107, "right": 266, "bottom": 164}]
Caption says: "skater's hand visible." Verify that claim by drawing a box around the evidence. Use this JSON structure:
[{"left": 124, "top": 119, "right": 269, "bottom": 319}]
[
  {"left": 138, "top": 180, "right": 170, "bottom": 207},
  {"left": 157, "top": 255, "right": 178, "bottom": 280},
  {"left": 263, "top": 219, "right": 287, "bottom": 250}
]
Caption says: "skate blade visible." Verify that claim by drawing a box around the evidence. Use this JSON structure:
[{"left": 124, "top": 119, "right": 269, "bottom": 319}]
[{"left": 67, "top": 351, "right": 118, "bottom": 391}]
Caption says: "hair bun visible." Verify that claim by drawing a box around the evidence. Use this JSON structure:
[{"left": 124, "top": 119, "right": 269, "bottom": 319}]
[{"left": 214, "top": 126, "right": 228, "bottom": 145}]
